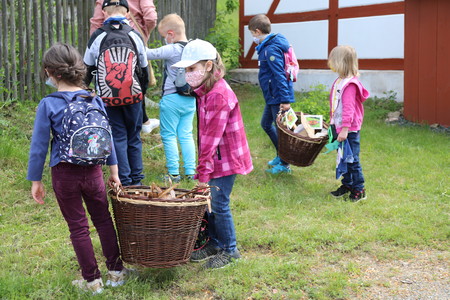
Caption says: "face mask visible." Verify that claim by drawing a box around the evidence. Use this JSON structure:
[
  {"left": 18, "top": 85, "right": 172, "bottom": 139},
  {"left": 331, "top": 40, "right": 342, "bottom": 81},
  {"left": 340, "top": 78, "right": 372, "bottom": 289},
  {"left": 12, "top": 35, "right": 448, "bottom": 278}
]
[
  {"left": 253, "top": 37, "right": 260, "bottom": 45},
  {"left": 164, "top": 37, "right": 170, "bottom": 45},
  {"left": 185, "top": 69, "right": 206, "bottom": 88},
  {"left": 45, "top": 77, "right": 57, "bottom": 88}
]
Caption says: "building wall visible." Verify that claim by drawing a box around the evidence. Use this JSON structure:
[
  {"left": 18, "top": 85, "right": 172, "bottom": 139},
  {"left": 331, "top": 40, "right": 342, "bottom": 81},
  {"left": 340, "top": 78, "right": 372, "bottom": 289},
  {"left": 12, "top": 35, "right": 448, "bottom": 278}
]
[
  {"left": 404, "top": 0, "right": 450, "bottom": 126},
  {"left": 240, "top": 0, "right": 405, "bottom": 70}
]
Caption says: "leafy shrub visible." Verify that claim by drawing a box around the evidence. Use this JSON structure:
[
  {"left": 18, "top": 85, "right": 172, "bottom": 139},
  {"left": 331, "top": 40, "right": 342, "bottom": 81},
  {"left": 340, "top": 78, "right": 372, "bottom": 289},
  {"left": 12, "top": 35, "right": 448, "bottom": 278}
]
[
  {"left": 206, "top": 0, "right": 240, "bottom": 70},
  {"left": 365, "top": 90, "right": 402, "bottom": 111},
  {"left": 292, "top": 84, "right": 330, "bottom": 122}
]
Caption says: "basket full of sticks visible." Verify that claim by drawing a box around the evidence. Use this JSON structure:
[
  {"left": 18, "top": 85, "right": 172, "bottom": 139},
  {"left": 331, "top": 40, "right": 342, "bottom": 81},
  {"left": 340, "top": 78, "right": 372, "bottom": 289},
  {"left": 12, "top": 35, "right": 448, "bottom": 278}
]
[{"left": 109, "top": 184, "right": 210, "bottom": 268}]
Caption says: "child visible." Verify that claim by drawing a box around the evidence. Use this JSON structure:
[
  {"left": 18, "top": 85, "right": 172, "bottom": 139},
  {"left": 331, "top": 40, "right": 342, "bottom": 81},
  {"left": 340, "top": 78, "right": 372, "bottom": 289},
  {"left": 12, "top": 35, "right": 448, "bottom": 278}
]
[
  {"left": 248, "top": 14, "right": 295, "bottom": 174},
  {"left": 328, "top": 45, "right": 369, "bottom": 202},
  {"left": 145, "top": 13, "right": 196, "bottom": 182},
  {"left": 172, "top": 39, "right": 253, "bottom": 269},
  {"left": 84, "top": 0, "right": 149, "bottom": 186},
  {"left": 27, "top": 43, "right": 129, "bottom": 294},
  {"left": 90, "top": 0, "right": 159, "bottom": 134}
]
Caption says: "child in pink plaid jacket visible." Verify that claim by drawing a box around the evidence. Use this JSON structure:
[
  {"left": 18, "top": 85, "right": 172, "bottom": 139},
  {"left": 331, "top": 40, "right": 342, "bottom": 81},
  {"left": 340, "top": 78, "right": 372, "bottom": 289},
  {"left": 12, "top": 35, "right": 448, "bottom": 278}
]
[{"left": 172, "top": 39, "right": 253, "bottom": 269}]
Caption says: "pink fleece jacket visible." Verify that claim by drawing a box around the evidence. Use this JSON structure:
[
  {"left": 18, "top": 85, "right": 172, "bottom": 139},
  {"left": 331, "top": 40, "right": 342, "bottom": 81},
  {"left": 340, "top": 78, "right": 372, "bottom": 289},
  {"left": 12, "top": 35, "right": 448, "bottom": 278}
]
[
  {"left": 194, "top": 79, "right": 253, "bottom": 183},
  {"left": 329, "top": 77, "right": 369, "bottom": 133},
  {"left": 90, "top": 0, "right": 157, "bottom": 42}
]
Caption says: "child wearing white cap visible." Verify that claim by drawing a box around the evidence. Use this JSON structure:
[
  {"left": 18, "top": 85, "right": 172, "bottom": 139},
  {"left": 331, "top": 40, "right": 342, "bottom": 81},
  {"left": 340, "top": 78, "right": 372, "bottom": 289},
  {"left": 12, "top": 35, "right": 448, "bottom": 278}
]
[{"left": 172, "top": 39, "right": 253, "bottom": 269}]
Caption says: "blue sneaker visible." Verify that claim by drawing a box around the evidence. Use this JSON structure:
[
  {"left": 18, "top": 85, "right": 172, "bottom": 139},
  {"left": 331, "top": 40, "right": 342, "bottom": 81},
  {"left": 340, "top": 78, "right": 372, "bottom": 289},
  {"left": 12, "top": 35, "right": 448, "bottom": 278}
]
[
  {"left": 268, "top": 156, "right": 281, "bottom": 166},
  {"left": 266, "top": 164, "right": 291, "bottom": 174}
]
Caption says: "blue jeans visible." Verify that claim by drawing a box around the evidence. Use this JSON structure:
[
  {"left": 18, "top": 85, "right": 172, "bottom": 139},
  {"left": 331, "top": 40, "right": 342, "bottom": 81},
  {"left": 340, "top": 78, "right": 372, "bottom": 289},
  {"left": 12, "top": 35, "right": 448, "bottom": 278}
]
[
  {"left": 342, "top": 131, "right": 365, "bottom": 191},
  {"left": 159, "top": 93, "right": 196, "bottom": 175},
  {"left": 106, "top": 102, "right": 144, "bottom": 186},
  {"left": 208, "top": 174, "right": 238, "bottom": 254},
  {"left": 261, "top": 104, "right": 287, "bottom": 165}
]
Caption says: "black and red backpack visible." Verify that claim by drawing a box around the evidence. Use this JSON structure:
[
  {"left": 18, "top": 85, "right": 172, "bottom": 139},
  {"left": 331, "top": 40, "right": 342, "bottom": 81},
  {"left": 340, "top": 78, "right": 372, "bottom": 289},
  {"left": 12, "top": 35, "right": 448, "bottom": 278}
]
[{"left": 96, "top": 23, "right": 146, "bottom": 107}]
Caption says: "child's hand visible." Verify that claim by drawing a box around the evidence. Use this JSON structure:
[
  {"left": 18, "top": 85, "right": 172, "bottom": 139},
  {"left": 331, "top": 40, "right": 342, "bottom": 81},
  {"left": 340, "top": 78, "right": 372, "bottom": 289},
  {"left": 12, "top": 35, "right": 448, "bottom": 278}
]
[
  {"left": 108, "top": 175, "right": 121, "bottom": 189},
  {"left": 280, "top": 103, "right": 291, "bottom": 112},
  {"left": 337, "top": 127, "right": 349, "bottom": 142},
  {"left": 31, "top": 181, "right": 45, "bottom": 205}
]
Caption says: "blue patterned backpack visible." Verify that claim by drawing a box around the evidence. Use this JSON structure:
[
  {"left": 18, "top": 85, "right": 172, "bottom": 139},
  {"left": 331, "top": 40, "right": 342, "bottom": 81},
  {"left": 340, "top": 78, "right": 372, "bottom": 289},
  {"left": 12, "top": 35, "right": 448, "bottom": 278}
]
[{"left": 50, "top": 92, "right": 113, "bottom": 165}]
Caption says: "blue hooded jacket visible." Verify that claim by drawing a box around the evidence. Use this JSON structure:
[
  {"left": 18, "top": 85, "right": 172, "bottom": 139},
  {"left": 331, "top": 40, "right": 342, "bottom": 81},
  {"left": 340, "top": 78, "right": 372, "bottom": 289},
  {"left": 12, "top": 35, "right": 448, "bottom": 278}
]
[{"left": 256, "top": 33, "right": 295, "bottom": 105}]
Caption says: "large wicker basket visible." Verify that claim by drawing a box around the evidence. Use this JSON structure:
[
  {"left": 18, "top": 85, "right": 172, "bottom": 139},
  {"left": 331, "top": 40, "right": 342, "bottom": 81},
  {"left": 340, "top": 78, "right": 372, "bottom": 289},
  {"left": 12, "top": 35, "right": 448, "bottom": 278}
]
[
  {"left": 109, "top": 186, "right": 209, "bottom": 268},
  {"left": 276, "top": 112, "right": 329, "bottom": 167}
]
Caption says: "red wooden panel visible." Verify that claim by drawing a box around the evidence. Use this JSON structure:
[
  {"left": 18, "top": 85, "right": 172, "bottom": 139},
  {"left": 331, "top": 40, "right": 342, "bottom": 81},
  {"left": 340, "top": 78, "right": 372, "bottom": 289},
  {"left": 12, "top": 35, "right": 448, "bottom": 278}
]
[
  {"left": 329, "top": 0, "right": 339, "bottom": 55},
  {"left": 404, "top": 0, "right": 421, "bottom": 122},
  {"left": 339, "top": 2, "right": 405, "bottom": 19},
  {"left": 436, "top": 0, "right": 450, "bottom": 126},
  {"left": 417, "top": 0, "right": 438, "bottom": 124}
]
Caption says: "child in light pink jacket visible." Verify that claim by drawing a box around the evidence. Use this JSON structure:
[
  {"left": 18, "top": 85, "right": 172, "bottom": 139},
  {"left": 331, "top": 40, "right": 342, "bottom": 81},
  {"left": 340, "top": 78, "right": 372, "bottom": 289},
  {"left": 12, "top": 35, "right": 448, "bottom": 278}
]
[{"left": 328, "top": 45, "right": 369, "bottom": 202}]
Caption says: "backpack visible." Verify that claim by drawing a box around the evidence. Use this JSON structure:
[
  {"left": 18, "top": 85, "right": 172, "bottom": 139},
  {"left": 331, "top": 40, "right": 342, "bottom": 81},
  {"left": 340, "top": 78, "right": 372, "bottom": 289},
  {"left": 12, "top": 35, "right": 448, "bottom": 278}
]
[
  {"left": 284, "top": 46, "right": 299, "bottom": 82},
  {"left": 96, "top": 23, "right": 145, "bottom": 107},
  {"left": 51, "top": 92, "right": 113, "bottom": 165},
  {"left": 173, "top": 41, "right": 193, "bottom": 96}
]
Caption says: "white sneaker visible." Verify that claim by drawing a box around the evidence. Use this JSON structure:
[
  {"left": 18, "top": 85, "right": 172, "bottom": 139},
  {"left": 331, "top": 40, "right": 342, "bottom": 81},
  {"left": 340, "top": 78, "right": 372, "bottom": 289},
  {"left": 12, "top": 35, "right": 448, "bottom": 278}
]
[
  {"left": 72, "top": 278, "right": 104, "bottom": 295},
  {"left": 105, "top": 268, "right": 135, "bottom": 287},
  {"left": 142, "top": 119, "right": 160, "bottom": 134}
]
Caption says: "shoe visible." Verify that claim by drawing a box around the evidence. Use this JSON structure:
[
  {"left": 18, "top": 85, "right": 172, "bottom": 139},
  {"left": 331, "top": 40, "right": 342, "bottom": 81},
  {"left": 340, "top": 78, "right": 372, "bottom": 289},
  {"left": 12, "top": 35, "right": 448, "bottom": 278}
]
[
  {"left": 185, "top": 174, "right": 195, "bottom": 181},
  {"left": 265, "top": 164, "right": 291, "bottom": 174},
  {"left": 72, "top": 278, "right": 104, "bottom": 295},
  {"left": 348, "top": 189, "right": 367, "bottom": 202},
  {"left": 203, "top": 250, "right": 241, "bottom": 269},
  {"left": 105, "top": 268, "right": 134, "bottom": 287},
  {"left": 330, "top": 185, "right": 351, "bottom": 198},
  {"left": 190, "top": 244, "right": 220, "bottom": 262},
  {"left": 142, "top": 119, "right": 160, "bottom": 134},
  {"left": 163, "top": 173, "right": 181, "bottom": 183},
  {"left": 268, "top": 156, "right": 281, "bottom": 166}
]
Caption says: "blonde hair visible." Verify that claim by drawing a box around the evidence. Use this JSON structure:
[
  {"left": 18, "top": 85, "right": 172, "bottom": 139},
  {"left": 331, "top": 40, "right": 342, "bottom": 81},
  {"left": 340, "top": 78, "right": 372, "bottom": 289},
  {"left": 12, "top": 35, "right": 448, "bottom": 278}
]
[
  {"left": 328, "top": 45, "right": 359, "bottom": 78},
  {"left": 103, "top": 5, "right": 127, "bottom": 16},
  {"left": 200, "top": 52, "right": 226, "bottom": 93},
  {"left": 158, "top": 13, "right": 186, "bottom": 35}
]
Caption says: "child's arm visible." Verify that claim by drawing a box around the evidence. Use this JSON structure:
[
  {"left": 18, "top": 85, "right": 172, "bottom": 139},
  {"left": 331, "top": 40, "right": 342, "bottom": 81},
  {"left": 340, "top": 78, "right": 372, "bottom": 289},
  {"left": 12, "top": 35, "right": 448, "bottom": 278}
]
[
  {"left": 31, "top": 181, "right": 45, "bottom": 204},
  {"left": 146, "top": 45, "right": 178, "bottom": 61}
]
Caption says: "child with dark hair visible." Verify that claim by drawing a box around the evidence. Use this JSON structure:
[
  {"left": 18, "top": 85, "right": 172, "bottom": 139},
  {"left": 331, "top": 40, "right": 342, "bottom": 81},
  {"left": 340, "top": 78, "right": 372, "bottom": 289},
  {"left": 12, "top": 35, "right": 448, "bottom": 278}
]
[{"left": 27, "top": 43, "right": 129, "bottom": 294}]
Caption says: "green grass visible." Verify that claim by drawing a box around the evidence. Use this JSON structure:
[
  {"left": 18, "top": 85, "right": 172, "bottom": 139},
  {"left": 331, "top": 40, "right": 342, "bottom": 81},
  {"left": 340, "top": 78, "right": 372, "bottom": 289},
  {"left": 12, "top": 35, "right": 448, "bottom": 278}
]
[{"left": 0, "top": 84, "right": 449, "bottom": 299}]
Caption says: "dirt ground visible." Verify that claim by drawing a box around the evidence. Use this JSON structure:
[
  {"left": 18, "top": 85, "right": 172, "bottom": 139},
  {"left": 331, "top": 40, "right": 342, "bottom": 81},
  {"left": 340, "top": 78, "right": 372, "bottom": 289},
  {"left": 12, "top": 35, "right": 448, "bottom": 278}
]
[{"left": 350, "top": 250, "right": 449, "bottom": 299}]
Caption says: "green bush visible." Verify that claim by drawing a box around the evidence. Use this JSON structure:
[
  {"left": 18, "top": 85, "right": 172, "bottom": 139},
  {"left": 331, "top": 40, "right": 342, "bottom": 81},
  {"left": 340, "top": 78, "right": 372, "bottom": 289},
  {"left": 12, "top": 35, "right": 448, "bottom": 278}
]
[
  {"left": 206, "top": 0, "right": 240, "bottom": 70},
  {"left": 292, "top": 84, "right": 330, "bottom": 122}
]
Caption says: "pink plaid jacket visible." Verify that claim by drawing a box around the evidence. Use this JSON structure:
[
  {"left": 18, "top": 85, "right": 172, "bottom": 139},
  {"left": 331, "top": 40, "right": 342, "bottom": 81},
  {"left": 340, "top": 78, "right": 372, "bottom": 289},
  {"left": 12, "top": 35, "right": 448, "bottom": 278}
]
[{"left": 194, "top": 79, "right": 253, "bottom": 183}]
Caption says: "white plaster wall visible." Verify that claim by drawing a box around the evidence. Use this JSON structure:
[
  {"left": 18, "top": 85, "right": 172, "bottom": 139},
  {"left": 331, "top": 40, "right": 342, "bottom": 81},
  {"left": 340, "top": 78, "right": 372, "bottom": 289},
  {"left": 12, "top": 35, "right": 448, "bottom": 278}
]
[
  {"left": 275, "top": 0, "right": 328, "bottom": 14},
  {"left": 339, "top": 0, "right": 404, "bottom": 8},
  {"left": 244, "top": 0, "right": 272, "bottom": 16},
  {"left": 229, "top": 69, "right": 404, "bottom": 101},
  {"left": 338, "top": 14, "right": 404, "bottom": 58}
]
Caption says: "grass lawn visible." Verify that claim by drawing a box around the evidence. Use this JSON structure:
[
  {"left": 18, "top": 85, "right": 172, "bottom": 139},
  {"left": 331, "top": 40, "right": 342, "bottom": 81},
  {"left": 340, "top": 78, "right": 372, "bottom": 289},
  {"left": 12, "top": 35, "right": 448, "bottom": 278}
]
[{"left": 0, "top": 83, "right": 449, "bottom": 299}]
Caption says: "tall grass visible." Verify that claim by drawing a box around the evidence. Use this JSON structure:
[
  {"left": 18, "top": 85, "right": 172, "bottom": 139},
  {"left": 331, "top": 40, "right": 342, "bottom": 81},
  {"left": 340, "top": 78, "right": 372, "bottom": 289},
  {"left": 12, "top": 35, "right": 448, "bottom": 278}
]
[{"left": 0, "top": 84, "right": 448, "bottom": 299}]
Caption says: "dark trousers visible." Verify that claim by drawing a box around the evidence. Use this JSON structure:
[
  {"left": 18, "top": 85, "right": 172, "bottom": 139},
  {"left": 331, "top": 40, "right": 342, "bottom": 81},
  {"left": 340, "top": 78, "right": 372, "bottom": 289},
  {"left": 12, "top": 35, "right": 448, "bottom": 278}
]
[
  {"left": 260, "top": 104, "right": 288, "bottom": 165},
  {"left": 106, "top": 102, "right": 144, "bottom": 186},
  {"left": 342, "top": 131, "right": 365, "bottom": 191},
  {"left": 51, "top": 163, "right": 123, "bottom": 282}
]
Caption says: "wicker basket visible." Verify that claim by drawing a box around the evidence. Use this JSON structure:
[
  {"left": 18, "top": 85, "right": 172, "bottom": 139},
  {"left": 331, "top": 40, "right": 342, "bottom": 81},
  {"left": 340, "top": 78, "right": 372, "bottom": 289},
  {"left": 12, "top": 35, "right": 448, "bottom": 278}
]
[
  {"left": 276, "top": 112, "right": 329, "bottom": 167},
  {"left": 109, "top": 186, "right": 209, "bottom": 268}
]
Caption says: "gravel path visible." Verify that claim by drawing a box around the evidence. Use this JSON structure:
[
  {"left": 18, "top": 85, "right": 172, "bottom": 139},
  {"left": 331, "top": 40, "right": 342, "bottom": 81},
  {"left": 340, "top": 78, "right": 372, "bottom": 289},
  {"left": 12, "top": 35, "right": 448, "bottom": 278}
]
[{"left": 351, "top": 250, "right": 449, "bottom": 299}]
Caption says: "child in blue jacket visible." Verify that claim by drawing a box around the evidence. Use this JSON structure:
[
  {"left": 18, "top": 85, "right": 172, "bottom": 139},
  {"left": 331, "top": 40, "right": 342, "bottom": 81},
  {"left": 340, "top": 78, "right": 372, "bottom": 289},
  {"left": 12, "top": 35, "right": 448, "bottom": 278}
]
[{"left": 249, "top": 14, "right": 295, "bottom": 174}]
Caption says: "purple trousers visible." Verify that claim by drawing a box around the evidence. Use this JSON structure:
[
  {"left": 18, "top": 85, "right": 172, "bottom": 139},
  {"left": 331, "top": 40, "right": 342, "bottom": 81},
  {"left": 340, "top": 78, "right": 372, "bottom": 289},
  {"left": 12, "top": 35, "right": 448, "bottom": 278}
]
[{"left": 51, "top": 163, "right": 123, "bottom": 282}]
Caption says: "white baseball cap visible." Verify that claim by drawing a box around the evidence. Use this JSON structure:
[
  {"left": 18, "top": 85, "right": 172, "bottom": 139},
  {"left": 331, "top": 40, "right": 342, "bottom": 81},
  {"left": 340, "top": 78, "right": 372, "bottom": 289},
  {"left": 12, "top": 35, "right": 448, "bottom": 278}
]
[{"left": 171, "top": 39, "right": 217, "bottom": 68}]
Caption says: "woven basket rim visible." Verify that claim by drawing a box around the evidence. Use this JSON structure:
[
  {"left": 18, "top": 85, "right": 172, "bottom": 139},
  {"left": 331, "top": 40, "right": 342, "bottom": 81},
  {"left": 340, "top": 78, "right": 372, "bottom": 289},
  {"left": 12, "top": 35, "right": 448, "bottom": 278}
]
[
  {"left": 108, "top": 186, "right": 210, "bottom": 207},
  {"left": 276, "top": 112, "right": 328, "bottom": 144}
]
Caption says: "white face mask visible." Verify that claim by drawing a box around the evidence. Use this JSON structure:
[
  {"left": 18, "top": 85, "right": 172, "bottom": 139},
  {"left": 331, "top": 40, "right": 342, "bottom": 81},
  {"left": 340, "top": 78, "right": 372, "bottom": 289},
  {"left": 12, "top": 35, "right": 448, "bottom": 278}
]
[
  {"left": 253, "top": 37, "right": 261, "bottom": 45},
  {"left": 185, "top": 69, "right": 206, "bottom": 88},
  {"left": 45, "top": 77, "right": 57, "bottom": 88}
]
